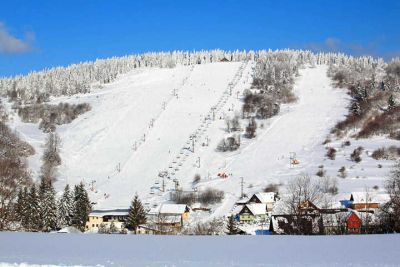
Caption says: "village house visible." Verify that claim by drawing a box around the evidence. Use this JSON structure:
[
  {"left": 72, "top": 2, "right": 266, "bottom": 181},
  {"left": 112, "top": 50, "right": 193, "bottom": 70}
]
[
  {"left": 145, "top": 204, "right": 190, "bottom": 233},
  {"left": 85, "top": 209, "right": 129, "bottom": 232},
  {"left": 270, "top": 199, "right": 382, "bottom": 235},
  {"left": 347, "top": 212, "right": 362, "bottom": 234},
  {"left": 238, "top": 203, "right": 268, "bottom": 223},
  {"left": 348, "top": 193, "right": 380, "bottom": 210},
  {"left": 247, "top": 192, "right": 276, "bottom": 211}
]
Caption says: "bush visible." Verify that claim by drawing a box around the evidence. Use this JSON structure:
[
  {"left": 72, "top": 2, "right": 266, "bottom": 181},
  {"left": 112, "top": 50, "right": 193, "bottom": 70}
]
[
  {"left": 372, "top": 148, "right": 386, "bottom": 160},
  {"left": 316, "top": 166, "right": 326, "bottom": 177},
  {"left": 342, "top": 140, "right": 351, "bottom": 147},
  {"left": 326, "top": 147, "right": 337, "bottom": 160},
  {"left": 372, "top": 146, "right": 400, "bottom": 160},
  {"left": 338, "top": 166, "right": 347, "bottom": 178},
  {"left": 198, "top": 188, "right": 225, "bottom": 205},
  {"left": 170, "top": 190, "right": 196, "bottom": 205},
  {"left": 350, "top": 147, "right": 363, "bottom": 163},
  {"left": 320, "top": 176, "right": 339, "bottom": 195}
]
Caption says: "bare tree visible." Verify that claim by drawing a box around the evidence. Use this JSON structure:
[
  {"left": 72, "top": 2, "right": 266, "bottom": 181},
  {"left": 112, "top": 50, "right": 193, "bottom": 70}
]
[
  {"left": 379, "top": 162, "right": 400, "bottom": 232},
  {"left": 284, "top": 175, "right": 323, "bottom": 214}
]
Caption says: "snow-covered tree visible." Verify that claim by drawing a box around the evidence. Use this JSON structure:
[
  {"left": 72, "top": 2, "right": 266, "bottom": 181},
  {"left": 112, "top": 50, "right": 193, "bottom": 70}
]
[
  {"left": 57, "top": 184, "right": 74, "bottom": 228},
  {"left": 26, "top": 185, "right": 40, "bottom": 231},
  {"left": 72, "top": 182, "right": 92, "bottom": 231},
  {"left": 388, "top": 94, "right": 396, "bottom": 110},
  {"left": 126, "top": 194, "right": 146, "bottom": 233},
  {"left": 38, "top": 178, "right": 58, "bottom": 232}
]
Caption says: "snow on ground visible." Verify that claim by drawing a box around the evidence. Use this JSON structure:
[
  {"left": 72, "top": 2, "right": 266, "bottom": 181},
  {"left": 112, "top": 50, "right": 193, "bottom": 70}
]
[
  {"left": 0, "top": 232, "right": 399, "bottom": 267},
  {"left": 4, "top": 62, "right": 398, "bottom": 214}
]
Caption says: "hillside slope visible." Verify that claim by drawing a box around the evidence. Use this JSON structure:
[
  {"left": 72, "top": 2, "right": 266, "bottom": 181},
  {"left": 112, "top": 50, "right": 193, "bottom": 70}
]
[{"left": 7, "top": 62, "right": 394, "bottom": 213}]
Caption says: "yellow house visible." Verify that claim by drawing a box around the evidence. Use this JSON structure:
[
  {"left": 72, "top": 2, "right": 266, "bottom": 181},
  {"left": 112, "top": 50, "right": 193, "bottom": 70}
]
[
  {"left": 85, "top": 209, "right": 129, "bottom": 232},
  {"left": 238, "top": 203, "right": 268, "bottom": 223}
]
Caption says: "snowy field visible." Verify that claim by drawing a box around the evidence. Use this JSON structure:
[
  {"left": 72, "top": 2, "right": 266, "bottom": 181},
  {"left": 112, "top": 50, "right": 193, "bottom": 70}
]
[{"left": 0, "top": 232, "right": 399, "bottom": 267}]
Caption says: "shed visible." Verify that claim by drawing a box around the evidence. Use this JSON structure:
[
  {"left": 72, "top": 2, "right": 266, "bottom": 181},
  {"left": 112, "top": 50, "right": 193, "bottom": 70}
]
[{"left": 347, "top": 212, "right": 362, "bottom": 234}]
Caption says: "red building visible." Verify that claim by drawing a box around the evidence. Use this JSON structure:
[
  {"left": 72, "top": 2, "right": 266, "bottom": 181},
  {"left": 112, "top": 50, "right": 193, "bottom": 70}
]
[{"left": 347, "top": 212, "right": 362, "bottom": 234}]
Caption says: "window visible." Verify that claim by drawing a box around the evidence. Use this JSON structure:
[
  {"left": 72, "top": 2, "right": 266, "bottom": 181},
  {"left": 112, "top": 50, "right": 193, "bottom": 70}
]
[
  {"left": 92, "top": 224, "right": 94, "bottom": 227},
  {"left": 96, "top": 224, "right": 99, "bottom": 227}
]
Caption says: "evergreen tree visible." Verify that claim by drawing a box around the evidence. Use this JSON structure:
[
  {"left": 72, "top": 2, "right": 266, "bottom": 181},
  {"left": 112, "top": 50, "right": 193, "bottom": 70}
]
[
  {"left": 26, "top": 185, "right": 40, "bottom": 231},
  {"left": 57, "top": 184, "right": 74, "bottom": 228},
  {"left": 388, "top": 94, "right": 396, "bottom": 111},
  {"left": 351, "top": 101, "right": 361, "bottom": 115},
  {"left": 38, "top": 178, "right": 58, "bottom": 232},
  {"left": 226, "top": 215, "right": 239, "bottom": 235},
  {"left": 109, "top": 222, "right": 118, "bottom": 234},
  {"left": 126, "top": 194, "right": 147, "bottom": 233},
  {"left": 72, "top": 182, "right": 92, "bottom": 231},
  {"left": 15, "top": 188, "right": 28, "bottom": 230},
  {"left": 354, "top": 84, "right": 366, "bottom": 102}
]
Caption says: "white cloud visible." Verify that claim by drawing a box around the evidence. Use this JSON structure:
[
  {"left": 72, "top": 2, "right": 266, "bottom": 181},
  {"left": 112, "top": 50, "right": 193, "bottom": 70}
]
[{"left": 0, "top": 22, "right": 34, "bottom": 54}]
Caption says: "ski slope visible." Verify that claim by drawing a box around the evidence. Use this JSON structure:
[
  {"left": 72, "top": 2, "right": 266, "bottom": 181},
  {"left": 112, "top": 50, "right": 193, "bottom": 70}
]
[
  {"left": 6, "top": 62, "right": 395, "bottom": 213},
  {"left": 54, "top": 62, "right": 249, "bottom": 208}
]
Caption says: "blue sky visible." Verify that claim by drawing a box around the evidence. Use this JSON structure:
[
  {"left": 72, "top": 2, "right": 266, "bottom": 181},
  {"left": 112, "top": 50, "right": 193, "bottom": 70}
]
[{"left": 0, "top": 0, "right": 399, "bottom": 77}]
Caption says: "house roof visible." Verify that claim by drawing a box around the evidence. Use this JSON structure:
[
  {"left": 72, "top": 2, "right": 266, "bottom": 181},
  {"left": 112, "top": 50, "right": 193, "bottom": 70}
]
[
  {"left": 299, "top": 200, "right": 319, "bottom": 211},
  {"left": 350, "top": 192, "right": 380, "bottom": 204},
  {"left": 89, "top": 209, "right": 129, "bottom": 217},
  {"left": 159, "top": 204, "right": 189, "bottom": 215},
  {"left": 250, "top": 192, "right": 275, "bottom": 203},
  {"left": 242, "top": 203, "right": 267, "bottom": 216}
]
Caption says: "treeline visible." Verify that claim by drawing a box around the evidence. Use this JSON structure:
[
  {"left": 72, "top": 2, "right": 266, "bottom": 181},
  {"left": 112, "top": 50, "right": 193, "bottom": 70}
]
[
  {"left": 0, "top": 49, "right": 369, "bottom": 105},
  {"left": 329, "top": 59, "right": 400, "bottom": 139},
  {"left": 15, "top": 181, "right": 92, "bottom": 232},
  {"left": 0, "top": 50, "right": 255, "bottom": 104},
  {"left": 17, "top": 102, "right": 91, "bottom": 132}
]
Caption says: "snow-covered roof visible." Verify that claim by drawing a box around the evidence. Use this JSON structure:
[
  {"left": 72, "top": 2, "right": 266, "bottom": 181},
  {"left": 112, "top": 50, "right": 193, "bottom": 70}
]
[
  {"left": 350, "top": 192, "right": 380, "bottom": 203},
  {"left": 89, "top": 209, "right": 129, "bottom": 217},
  {"left": 231, "top": 205, "right": 244, "bottom": 215},
  {"left": 159, "top": 204, "right": 189, "bottom": 215},
  {"left": 244, "top": 203, "right": 267, "bottom": 216},
  {"left": 252, "top": 192, "right": 275, "bottom": 203}
]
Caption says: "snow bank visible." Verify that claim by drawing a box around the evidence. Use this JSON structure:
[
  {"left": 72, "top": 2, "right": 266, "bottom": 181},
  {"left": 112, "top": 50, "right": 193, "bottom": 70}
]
[{"left": 0, "top": 232, "right": 399, "bottom": 267}]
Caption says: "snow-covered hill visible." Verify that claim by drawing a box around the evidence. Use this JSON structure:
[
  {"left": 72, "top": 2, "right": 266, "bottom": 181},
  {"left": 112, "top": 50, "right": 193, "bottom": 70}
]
[{"left": 6, "top": 61, "right": 397, "bottom": 214}]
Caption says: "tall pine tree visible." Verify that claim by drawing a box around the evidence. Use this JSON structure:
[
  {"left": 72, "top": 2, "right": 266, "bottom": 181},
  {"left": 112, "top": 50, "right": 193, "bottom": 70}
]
[
  {"left": 72, "top": 182, "right": 92, "bottom": 231},
  {"left": 26, "top": 185, "right": 40, "bottom": 231},
  {"left": 57, "top": 184, "right": 74, "bottom": 228},
  {"left": 126, "top": 194, "right": 146, "bottom": 233},
  {"left": 38, "top": 178, "right": 58, "bottom": 232}
]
